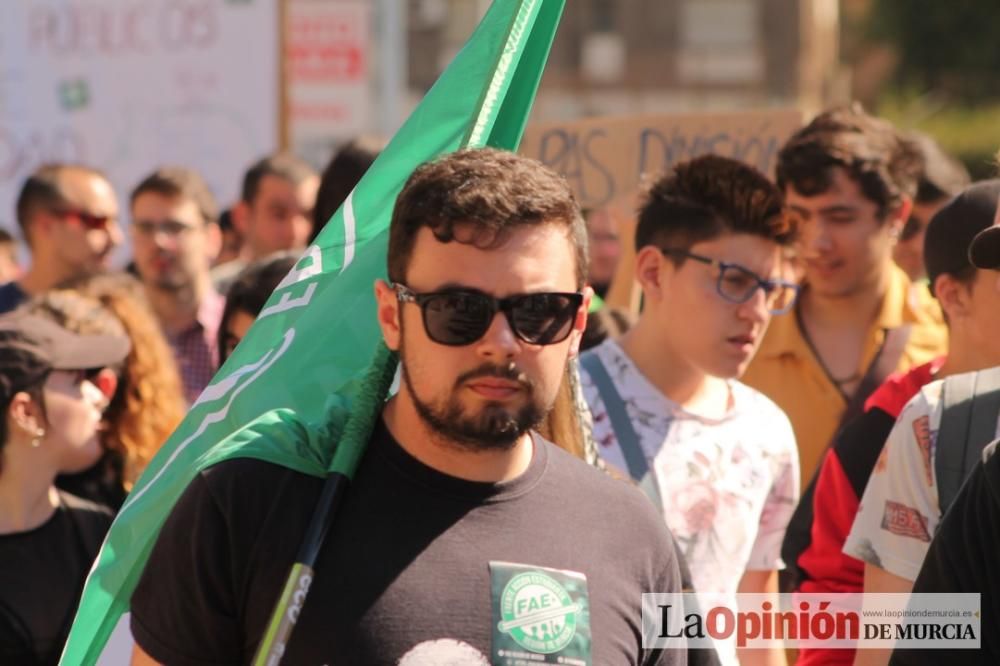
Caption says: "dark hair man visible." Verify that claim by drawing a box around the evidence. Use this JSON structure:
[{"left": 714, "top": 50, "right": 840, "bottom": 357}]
[
  {"left": 129, "top": 149, "right": 684, "bottom": 665},
  {"left": 129, "top": 167, "right": 224, "bottom": 404},
  {"left": 742, "top": 105, "right": 948, "bottom": 488},
  {"left": 212, "top": 153, "right": 318, "bottom": 293},
  {"left": 580, "top": 155, "right": 799, "bottom": 666},
  {"left": 892, "top": 132, "right": 970, "bottom": 282},
  {"left": 1, "top": 164, "right": 123, "bottom": 313}
]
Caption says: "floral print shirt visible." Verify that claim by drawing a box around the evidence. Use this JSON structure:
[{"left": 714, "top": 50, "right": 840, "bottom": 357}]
[{"left": 580, "top": 339, "right": 800, "bottom": 599}]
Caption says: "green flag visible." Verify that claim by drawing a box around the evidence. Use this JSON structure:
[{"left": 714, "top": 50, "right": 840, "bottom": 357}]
[{"left": 61, "top": 1, "right": 566, "bottom": 662}]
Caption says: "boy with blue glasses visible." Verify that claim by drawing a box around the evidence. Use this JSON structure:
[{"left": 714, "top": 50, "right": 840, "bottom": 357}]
[{"left": 580, "top": 154, "right": 800, "bottom": 666}]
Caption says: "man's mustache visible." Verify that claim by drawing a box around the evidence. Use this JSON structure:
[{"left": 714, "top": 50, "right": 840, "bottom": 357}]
[{"left": 455, "top": 362, "right": 533, "bottom": 390}]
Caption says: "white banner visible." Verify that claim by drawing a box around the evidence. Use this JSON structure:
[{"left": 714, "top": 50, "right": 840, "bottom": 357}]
[{"left": 0, "top": 0, "right": 279, "bottom": 251}]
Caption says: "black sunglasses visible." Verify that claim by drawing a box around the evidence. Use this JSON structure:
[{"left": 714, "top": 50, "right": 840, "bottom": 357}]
[{"left": 394, "top": 284, "right": 584, "bottom": 346}]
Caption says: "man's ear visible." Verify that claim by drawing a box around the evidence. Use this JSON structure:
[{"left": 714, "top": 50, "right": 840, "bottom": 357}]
[
  {"left": 887, "top": 196, "right": 914, "bottom": 240},
  {"left": 374, "top": 279, "right": 402, "bottom": 351},
  {"left": 933, "top": 273, "right": 971, "bottom": 322},
  {"left": 204, "top": 221, "right": 223, "bottom": 263},
  {"left": 634, "top": 245, "right": 668, "bottom": 303},
  {"left": 231, "top": 201, "right": 251, "bottom": 236},
  {"left": 567, "top": 286, "right": 593, "bottom": 359}
]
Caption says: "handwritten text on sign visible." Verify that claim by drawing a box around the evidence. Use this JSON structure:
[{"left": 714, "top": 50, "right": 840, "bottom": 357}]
[{"left": 520, "top": 109, "right": 803, "bottom": 208}]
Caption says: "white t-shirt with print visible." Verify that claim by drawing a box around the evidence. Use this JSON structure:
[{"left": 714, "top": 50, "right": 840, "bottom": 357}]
[
  {"left": 845, "top": 377, "right": 1000, "bottom": 581},
  {"left": 580, "top": 339, "right": 800, "bottom": 598}
]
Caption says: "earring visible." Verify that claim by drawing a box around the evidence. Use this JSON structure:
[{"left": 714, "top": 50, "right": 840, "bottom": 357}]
[{"left": 30, "top": 430, "right": 45, "bottom": 448}]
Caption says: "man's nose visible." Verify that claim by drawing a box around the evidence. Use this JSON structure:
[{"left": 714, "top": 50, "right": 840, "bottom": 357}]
[{"left": 475, "top": 311, "right": 521, "bottom": 361}]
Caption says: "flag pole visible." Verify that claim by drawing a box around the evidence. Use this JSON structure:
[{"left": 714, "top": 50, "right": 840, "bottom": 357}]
[{"left": 252, "top": 344, "right": 398, "bottom": 665}]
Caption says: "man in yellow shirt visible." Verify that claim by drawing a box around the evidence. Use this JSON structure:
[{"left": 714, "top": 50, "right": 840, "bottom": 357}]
[{"left": 742, "top": 106, "right": 947, "bottom": 488}]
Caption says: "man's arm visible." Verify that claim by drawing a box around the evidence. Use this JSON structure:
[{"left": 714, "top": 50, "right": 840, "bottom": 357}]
[
  {"left": 863, "top": 562, "right": 913, "bottom": 594},
  {"left": 736, "top": 570, "right": 786, "bottom": 666},
  {"left": 850, "top": 556, "right": 917, "bottom": 666}
]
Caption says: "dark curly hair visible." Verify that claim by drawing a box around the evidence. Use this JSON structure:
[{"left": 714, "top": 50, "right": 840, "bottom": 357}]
[
  {"left": 776, "top": 104, "right": 923, "bottom": 219},
  {"left": 387, "top": 148, "right": 588, "bottom": 288},
  {"left": 635, "top": 154, "right": 793, "bottom": 255}
]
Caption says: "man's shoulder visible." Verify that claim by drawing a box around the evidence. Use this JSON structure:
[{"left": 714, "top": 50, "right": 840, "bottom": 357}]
[
  {"left": 195, "top": 456, "right": 325, "bottom": 512},
  {"left": 729, "top": 381, "right": 797, "bottom": 446},
  {"left": 578, "top": 339, "right": 656, "bottom": 404},
  {"left": 731, "top": 380, "right": 792, "bottom": 421},
  {"left": 541, "top": 439, "right": 669, "bottom": 531},
  {"left": 865, "top": 359, "right": 941, "bottom": 418}
]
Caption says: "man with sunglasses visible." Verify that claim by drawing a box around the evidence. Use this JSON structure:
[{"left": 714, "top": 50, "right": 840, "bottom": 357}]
[
  {"left": 129, "top": 167, "right": 224, "bottom": 404},
  {"left": 579, "top": 155, "right": 799, "bottom": 666},
  {"left": 129, "top": 148, "right": 684, "bottom": 665},
  {"left": 1, "top": 164, "right": 122, "bottom": 313}
]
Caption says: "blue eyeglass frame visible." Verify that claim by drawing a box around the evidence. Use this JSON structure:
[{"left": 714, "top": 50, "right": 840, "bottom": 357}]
[{"left": 659, "top": 247, "right": 800, "bottom": 315}]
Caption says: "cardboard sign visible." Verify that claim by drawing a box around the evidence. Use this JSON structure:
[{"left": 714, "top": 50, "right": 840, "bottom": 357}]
[{"left": 520, "top": 109, "right": 804, "bottom": 209}]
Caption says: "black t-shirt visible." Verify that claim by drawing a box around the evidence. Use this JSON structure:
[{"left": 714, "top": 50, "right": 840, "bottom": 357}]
[
  {"left": 56, "top": 450, "right": 128, "bottom": 512},
  {"left": 0, "top": 491, "right": 113, "bottom": 665},
  {"left": 131, "top": 421, "right": 683, "bottom": 665},
  {"left": 890, "top": 447, "right": 1000, "bottom": 666}
]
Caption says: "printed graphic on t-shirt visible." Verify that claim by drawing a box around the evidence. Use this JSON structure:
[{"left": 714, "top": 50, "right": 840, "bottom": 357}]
[
  {"left": 489, "top": 561, "right": 591, "bottom": 665},
  {"left": 880, "top": 500, "right": 931, "bottom": 542},
  {"left": 580, "top": 340, "right": 799, "bottom": 600},
  {"left": 912, "top": 415, "right": 934, "bottom": 486}
]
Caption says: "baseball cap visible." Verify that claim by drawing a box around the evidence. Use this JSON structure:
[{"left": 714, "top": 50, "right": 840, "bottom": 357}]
[
  {"left": 924, "top": 179, "right": 1000, "bottom": 292},
  {"left": 0, "top": 310, "right": 130, "bottom": 377}
]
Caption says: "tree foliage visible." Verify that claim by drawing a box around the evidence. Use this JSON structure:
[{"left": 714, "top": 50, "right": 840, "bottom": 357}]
[{"left": 870, "top": 0, "right": 1000, "bottom": 102}]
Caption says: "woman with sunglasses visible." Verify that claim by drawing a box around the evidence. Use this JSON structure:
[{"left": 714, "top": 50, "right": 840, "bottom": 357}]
[
  {"left": 35, "top": 276, "right": 187, "bottom": 510},
  {"left": 0, "top": 312, "right": 129, "bottom": 665}
]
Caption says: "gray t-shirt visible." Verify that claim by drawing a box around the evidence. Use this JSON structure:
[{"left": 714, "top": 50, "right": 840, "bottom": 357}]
[{"left": 131, "top": 420, "right": 684, "bottom": 665}]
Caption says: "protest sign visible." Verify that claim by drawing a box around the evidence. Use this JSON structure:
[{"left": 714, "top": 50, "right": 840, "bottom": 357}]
[{"left": 520, "top": 109, "right": 804, "bottom": 209}]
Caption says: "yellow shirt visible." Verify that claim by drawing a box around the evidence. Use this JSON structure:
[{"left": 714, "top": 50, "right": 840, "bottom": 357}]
[{"left": 742, "top": 265, "right": 947, "bottom": 487}]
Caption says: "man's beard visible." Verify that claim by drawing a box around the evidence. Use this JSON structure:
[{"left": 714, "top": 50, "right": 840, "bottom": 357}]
[{"left": 400, "top": 344, "right": 546, "bottom": 452}]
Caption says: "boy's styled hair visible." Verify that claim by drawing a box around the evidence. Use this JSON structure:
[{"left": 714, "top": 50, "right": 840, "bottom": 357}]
[
  {"left": 388, "top": 148, "right": 588, "bottom": 288},
  {"left": 635, "top": 154, "right": 793, "bottom": 257},
  {"left": 776, "top": 104, "right": 922, "bottom": 219}
]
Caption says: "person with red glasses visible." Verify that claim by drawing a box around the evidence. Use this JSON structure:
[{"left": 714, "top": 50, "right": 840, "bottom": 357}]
[
  {"left": 129, "top": 148, "right": 685, "bottom": 665},
  {"left": 1, "top": 164, "right": 123, "bottom": 313}
]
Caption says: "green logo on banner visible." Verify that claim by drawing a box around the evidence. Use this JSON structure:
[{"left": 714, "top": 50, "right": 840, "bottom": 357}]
[{"left": 498, "top": 571, "right": 582, "bottom": 654}]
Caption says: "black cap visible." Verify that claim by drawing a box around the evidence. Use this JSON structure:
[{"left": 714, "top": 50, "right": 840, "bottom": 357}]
[
  {"left": 970, "top": 221, "right": 1000, "bottom": 270},
  {"left": 924, "top": 179, "right": 1000, "bottom": 291}
]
